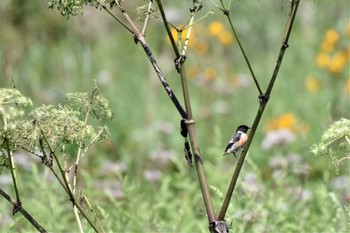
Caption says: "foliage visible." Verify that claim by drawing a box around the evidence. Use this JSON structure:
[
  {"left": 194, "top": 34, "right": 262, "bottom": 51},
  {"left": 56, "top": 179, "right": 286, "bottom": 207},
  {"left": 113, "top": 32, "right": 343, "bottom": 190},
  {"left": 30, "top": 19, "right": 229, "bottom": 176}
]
[
  {"left": 0, "top": 88, "right": 112, "bottom": 153},
  {"left": 311, "top": 118, "right": 350, "bottom": 170},
  {"left": 0, "top": 87, "right": 112, "bottom": 231}
]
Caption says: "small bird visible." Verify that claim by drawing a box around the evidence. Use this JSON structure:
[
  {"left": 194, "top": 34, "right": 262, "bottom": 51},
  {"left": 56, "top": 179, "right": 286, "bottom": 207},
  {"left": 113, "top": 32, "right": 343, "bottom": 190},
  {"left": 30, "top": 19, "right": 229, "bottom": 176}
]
[{"left": 223, "top": 125, "right": 250, "bottom": 158}]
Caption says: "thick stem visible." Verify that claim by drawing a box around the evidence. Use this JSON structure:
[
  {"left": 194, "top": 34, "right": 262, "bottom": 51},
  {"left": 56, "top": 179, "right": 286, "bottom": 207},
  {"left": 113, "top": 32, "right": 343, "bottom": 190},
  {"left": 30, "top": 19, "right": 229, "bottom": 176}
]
[
  {"left": 156, "top": 0, "right": 216, "bottom": 223},
  {"left": 218, "top": 104, "right": 265, "bottom": 220},
  {"left": 0, "top": 189, "right": 47, "bottom": 233},
  {"left": 180, "top": 66, "right": 216, "bottom": 223}
]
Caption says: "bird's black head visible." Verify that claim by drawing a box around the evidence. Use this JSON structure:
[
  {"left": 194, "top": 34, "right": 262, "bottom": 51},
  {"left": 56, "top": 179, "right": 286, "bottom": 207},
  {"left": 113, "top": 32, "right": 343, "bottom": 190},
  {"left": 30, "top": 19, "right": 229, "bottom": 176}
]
[{"left": 236, "top": 125, "right": 250, "bottom": 133}]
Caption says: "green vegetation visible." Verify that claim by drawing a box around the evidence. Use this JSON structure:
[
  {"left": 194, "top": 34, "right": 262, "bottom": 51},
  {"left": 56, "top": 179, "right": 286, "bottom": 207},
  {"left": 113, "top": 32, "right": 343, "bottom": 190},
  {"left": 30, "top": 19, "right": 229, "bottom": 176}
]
[{"left": 0, "top": 0, "right": 349, "bottom": 232}]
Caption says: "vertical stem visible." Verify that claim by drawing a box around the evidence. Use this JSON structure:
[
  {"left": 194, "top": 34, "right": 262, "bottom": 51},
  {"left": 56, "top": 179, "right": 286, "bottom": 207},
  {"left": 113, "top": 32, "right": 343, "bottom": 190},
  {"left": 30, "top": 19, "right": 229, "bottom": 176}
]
[
  {"left": 180, "top": 65, "right": 216, "bottom": 222},
  {"left": 4, "top": 137, "right": 21, "bottom": 206},
  {"left": 157, "top": 0, "right": 217, "bottom": 224},
  {"left": 156, "top": 0, "right": 180, "bottom": 57}
]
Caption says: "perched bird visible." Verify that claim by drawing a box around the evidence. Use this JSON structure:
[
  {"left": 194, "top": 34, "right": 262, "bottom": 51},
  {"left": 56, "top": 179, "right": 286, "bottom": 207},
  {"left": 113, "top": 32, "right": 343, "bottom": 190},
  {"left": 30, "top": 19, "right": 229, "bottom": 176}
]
[{"left": 223, "top": 125, "right": 250, "bottom": 158}]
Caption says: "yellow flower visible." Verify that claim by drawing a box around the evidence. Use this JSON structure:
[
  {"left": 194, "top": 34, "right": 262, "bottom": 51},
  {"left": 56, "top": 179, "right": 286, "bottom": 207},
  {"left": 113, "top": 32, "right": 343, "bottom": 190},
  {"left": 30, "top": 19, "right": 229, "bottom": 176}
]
[
  {"left": 265, "top": 118, "right": 279, "bottom": 132},
  {"left": 187, "top": 67, "right": 198, "bottom": 79},
  {"left": 304, "top": 76, "right": 321, "bottom": 93},
  {"left": 328, "top": 52, "right": 347, "bottom": 73},
  {"left": 343, "top": 47, "right": 350, "bottom": 60},
  {"left": 278, "top": 113, "right": 296, "bottom": 130},
  {"left": 208, "top": 21, "right": 225, "bottom": 37},
  {"left": 316, "top": 52, "right": 330, "bottom": 68},
  {"left": 218, "top": 31, "right": 234, "bottom": 46},
  {"left": 229, "top": 75, "right": 240, "bottom": 87},
  {"left": 346, "top": 23, "right": 350, "bottom": 37},
  {"left": 321, "top": 40, "right": 334, "bottom": 53},
  {"left": 345, "top": 78, "right": 350, "bottom": 94},
  {"left": 194, "top": 41, "right": 208, "bottom": 54},
  {"left": 265, "top": 113, "right": 298, "bottom": 132},
  {"left": 203, "top": 67, "right": 216, "bottom": 81},
  {"left": 325, "top": 30, "right": 339, "bottom": 46},
  {"left": 166, "top": 27, "right": 188, "bottom": 44}
]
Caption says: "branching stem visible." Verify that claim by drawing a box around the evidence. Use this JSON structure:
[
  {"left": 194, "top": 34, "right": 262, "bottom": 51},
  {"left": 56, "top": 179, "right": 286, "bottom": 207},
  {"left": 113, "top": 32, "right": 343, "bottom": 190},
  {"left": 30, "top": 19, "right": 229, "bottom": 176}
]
[
  {"left": 38, "top": 125, "right": 100, "bottom": 232},
  {"left": 218, "top": 0, "right": 300, "bottom": 220}
]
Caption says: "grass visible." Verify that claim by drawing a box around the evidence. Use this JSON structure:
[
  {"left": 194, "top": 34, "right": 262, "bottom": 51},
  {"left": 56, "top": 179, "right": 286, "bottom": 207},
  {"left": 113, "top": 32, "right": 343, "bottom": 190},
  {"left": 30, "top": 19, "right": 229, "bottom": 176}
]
[{"left": 0, "top": 0, "right": 349, "bottom": 232}]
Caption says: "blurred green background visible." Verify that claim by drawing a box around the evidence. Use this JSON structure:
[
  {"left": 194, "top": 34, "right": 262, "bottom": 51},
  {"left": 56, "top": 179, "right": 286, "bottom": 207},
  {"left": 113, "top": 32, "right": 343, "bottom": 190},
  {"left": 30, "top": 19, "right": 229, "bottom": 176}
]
[{"left": 0, "top": 0, "right": 349, "bottom": 232}]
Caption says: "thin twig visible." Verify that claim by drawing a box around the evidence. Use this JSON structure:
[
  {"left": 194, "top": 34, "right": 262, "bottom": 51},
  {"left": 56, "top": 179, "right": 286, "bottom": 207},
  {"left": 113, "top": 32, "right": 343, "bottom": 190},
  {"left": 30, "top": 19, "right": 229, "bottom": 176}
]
[
  {"left": 38, "top": 125, "right": 100, "bottom": 232},
  {"left": 81, "top": 191, "right": 106, "bottom": 233},
  {"left": 218, "top": 0, "right": 300, "bottom": 220},
  {"left": 0, "top": 189, "right": 47, "bottom": 233},
  {"left": 181, "top": 14, "right": 195, "bottom": 56},
  {"left": 221, "top": 6, "right": 263, "bottom": 95},
  {"left": 141, "top": 0, "right": 153, "bottom": 35},
  {"left": 96, "top": 0, "right": 133, "bottom": 34}
]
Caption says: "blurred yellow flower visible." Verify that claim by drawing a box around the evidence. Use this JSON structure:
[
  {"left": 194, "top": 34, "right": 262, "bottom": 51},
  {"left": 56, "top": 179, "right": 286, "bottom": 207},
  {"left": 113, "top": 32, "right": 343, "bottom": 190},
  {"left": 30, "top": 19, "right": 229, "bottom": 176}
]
[
  {"left": 316, "top": 52, "right": 330, "bottom": 68},
  {"left": 187, "top": 67, "right": 198, "bottom": 79},
  {"left": 321, "top": 40, "right": 334, "bottom": 53},
  {"left": 208, "top": 21, "right": 225, "bottom": 37},
  {"left": 203, "top": 67, "right": 216, "bottom": 81},
  {"left": 167, "top": 27, "right": 193, "bottom": 45},
  {"left": 328, "top": 52, "right": 347, "bottom": 73},
  {"left": 266, "top": 112, "right": 300, "bottom": 132},
  {"left": 325, "top": 30, "right": 339, "bottom": 46},
  {"left": 346, "top": 23, "right": 350, "bottom": 37},
  {"left": 194, "top": 41, "right": 208, "bottom": 54},
  {"left": 166, "top": 27, "right": 181, "bottom": 44},
  {"left": 343, "top": 47, "right": 350, "bottom": 60},
  {"left": 229, "top": 75, "right": 240, "bottom": 87},
  {"left": 345, "top": 78, "right": 350, "bottom": 94},
  {"left": 218, "top": 31, "right": 234, "bottom": 46},
  {"left": 304, "top": 76, "right": 321, "bottom": 93},
  {"left": 278, "top": 113, "right": 296, "bottom": 129}
]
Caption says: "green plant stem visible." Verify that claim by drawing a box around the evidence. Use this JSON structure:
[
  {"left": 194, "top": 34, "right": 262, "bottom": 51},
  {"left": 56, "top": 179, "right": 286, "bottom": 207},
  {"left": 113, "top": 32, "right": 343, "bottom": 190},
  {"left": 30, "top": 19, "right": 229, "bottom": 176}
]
[
  {"left": 181, "top": 14, "right": 195, "bottom": 56},
  {"left": 180, "top": 65, "right": 216, "bottom": 223},
  {"left": 141, "top": 0, "right": 153, "bottom": 35},
  {"left": 0, "top": 189, "right": 47, "bottom": 233},
  {"left": 223, "top": 8, "right": 262, "bottom": 95},
  {"left": 118, "top": 0, "right": 216, "bottom": 225},
  {"left": 156, "top": 0, "right": 180, "bottom": 57},
  {"left": 218, "top": 0, "right": 300, "bottom": 220},
  {"left": 82, "top": 192, "right": 106, "bottom": 233},
  {"left": 4, "top": 137, "right": 21, "bottom": 207},
  {"left": 99, "top": 5, "right": 133, "bottom": 34},
  {"left": 265, "top": 0, "right": 300, "bottom": 96},
  {"left": 71, "top": 91, "right": 94, "bottom": 233},
  {"left": 217, "top": 103, "right": 265, "bottom": 220},
  {"left": 157, "top": 0, "right": 216, "bottom": 224},
  {"left": 39, "top": 126, "right": 100, "bottom": 233}
]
